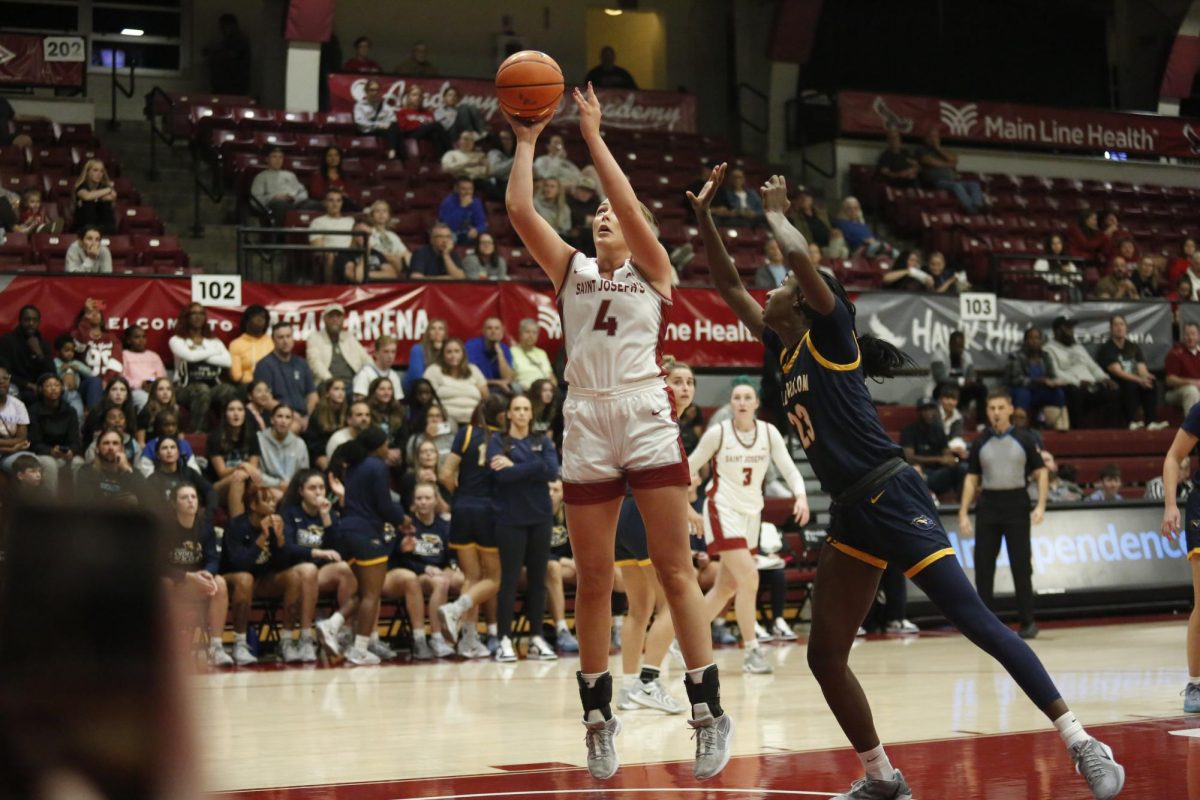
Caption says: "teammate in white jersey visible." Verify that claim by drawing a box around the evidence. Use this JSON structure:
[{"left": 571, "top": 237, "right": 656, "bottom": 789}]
[
  {"left": 504, "top": 84, "right": 733, "bottom": 782},
  {"left": 688, "top": 383, "right": 809, "bottom": 675}
]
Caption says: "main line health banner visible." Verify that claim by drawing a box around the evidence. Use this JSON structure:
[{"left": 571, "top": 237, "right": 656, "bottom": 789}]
[{"left": 0, "top": 276, "right": 764, "bottom": 368}]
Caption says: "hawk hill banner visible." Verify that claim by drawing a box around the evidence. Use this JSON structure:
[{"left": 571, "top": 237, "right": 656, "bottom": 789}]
[
  {"left": 328, "top": 73, "right": 697, "bottom": 133},
  {"left": 839, "top": 90, "right": 1200, "bottom": 159}
]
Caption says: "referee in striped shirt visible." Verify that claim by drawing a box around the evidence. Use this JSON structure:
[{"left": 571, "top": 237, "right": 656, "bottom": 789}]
[{"left": 958, "top": 388, "right": 1048, "bottom": 640}]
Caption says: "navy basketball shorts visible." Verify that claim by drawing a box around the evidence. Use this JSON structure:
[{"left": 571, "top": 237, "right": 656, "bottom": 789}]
[
  {"left": 827, "top": 467, "right": 957, "bottom": 578},
  {"left": 1185, "top": 490, "right": 1200, "bottom": 560},
  {"left": 615, "top": 494, "right": 651, "bottom": 566},
  {"left": 449, "top": 502, "right": 498, "bottom": 553}
]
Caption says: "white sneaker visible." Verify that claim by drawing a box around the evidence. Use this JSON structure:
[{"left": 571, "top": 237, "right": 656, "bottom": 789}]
[
  {"left": 412, "top": 637, "right": 434, "bottom": 660},
  {"left": 208, "top": 641, "right": 234, "bottom": 667},
  {"left": 886, "top": 619, "right": 919, "bottom": 634},
  {"left": 616, "top": 680, "right": 640, "bottom": 710},
  {"left": 314, "top": 617, "right": 341, "bottom": 657},
  {"left": 754, "top": 621, "right": 773, "bottom": 642},
  {"left": 1129, "top": 421, "right": 1145, "bottom": 430},
  {"left": 368, "top": 635, "right": 397, "bottom": 661},
  {"left": 527, "top": 635, "right": 559, "bottom": 661},
  {"left": 344, "top": 645, "right": 380, "bottom": 666},
  {"left": 1148, "top": 421, "right": 1170, "bottom": 430},
  {"left": 743, "top": 647, "right": 773, "bottom": 674},
  {"left": 630, "top": 679, "right": 685, "bottom": 714},
  {"left": 457, "top": 633, "right": 491, "bottom": 659},
  {"left": 280, "top": 637, "right": 301, "bottom": 663},
  {"left": 438, "top": 598, "right": 464, "bottom": 642},
  {"left": 583, "top": 715, "right": 621, "bottom": 779},
  {"left": 495, "top": 635, "right": 517, "bottom": 662},
  {"left": 232, "top": 640, "right": 257, "bottom": 666},
  {"left": 430, "top": 636, "right": 455, "bottom": 658},
  {"left": 689, "top": 712, "right": 735, "bottom": 780},
  {"left": 297, "top": 635, "right": 318, "bottom": 662},
  {"left": 772, "top": 617, "right": 797, "bottom": 641}
]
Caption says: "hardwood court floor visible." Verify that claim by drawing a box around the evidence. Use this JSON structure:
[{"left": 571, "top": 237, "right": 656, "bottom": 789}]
[{"left": 203, "top": 619, "right": 1193, "bottom": 799}]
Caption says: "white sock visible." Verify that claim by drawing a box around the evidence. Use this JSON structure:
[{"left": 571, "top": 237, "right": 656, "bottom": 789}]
[
  {"left": 858, "top": 744, "right": 894, "bottom": 781},
  {"left": 329, "top": 612, "right": 344, "bottom": 631},
  {"left": 686, "top": 663, "right": 714, "bottom": 684},
  {"left": 412, "top": 628, "right": 427, "bottom": 642},
  {"left": 612, "top": 615, "right": 624, "bottom": 630},
  {"left": 354, "top": 634, "right": 369, "bottom": 652},
  {"left": 1190, "top": 675, "right": 1200, "bottom": 686},
  {"left": 1053, "top": 711, "right": 1089, "bottom": 749},
  {"left": 234, "top": 632, "right": 247, "bottom": 645},
  {"left": 300, "top": 627, "right": 312, "bottom": 640},
  {"left": 431, "top": 632, "right": 445, "bottom": 642},
  {"left": 746, "top": 640, "right": 760, "bottom": 651},
  {"left": 580, "top": 670, "right": 607, "bottom": 688},
  {"left": 557, "top": 619, "right": 570, "bottom": 632},
  {"left": 454, "top": 595, "right": 473, "bottom": 612},
  {"left": 487, "top": 623, "right": 498, "bottom": 636}
]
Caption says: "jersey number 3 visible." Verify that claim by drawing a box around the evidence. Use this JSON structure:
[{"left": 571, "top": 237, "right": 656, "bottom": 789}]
[
  {"left": 593, "top": 299, "right": 618, "bottom": 337},
  {"left": 787, "top": 402, "right": 816, "bottom": 448}
]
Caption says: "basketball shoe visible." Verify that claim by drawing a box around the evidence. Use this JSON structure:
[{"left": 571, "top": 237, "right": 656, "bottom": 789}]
[
  {"left": 1069, "top": 738, "right": 1125, "bottom": 800},
  {"left": 830, "top": 770, "right": 913, "bottom": 799}
]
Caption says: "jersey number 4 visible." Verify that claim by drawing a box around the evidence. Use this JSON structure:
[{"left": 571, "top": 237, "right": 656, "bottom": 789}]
[
  {"left": 593, "top": 299, "right": 618, "bottom": 337},
  {"left": 787, "top": 402, "right": 816, "bottom": 448}
]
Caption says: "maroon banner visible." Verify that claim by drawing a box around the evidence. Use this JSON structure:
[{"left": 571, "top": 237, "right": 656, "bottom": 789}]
[
  {"left": 328, "top": 73, "right": 697, "bottom": 133},
  {"left": 0, "top": 34, "right": 85, "bottom": 88},
  {"left": 0, "top": 277, "right": 764, "bottom": 368},
  {"left": 839, "top": 90, "right": 1200, "bottom": 159}
]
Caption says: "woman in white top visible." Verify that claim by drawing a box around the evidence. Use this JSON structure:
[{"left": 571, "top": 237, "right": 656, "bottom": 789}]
[
  {"left": 368, "top": 200, "right": 410, "bottom": 275},
  {"left": 687, "top": 383, "right": 808, "bottom": 675},
  {"left": 422, "top": 337, "right": 487, "bottom": 424},
  {"left": 65, "top": 227, "right": 113, "bottom": 274},
  {"left": 503, "top": 85, "right": 732, "bottom": 781},
  {"left": 168, "top": 303, "right": 236, "bottom": 432}
]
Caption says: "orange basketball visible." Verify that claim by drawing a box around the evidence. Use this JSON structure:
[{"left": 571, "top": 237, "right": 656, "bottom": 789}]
[{"left": 495, "top": 50, "right": 564, "bottom": 121}]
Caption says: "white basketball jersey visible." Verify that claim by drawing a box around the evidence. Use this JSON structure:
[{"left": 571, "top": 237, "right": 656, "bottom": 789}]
[
  {"left": 703, "top": 421, "right": 773, "bottom": 515},
  {"left": 559, "top": 252, "right": 669, "bottom": 390}
]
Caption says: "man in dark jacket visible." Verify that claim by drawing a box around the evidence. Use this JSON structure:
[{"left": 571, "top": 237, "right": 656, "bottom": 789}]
[{"left": 0, "top": 305, "right": 55, "bottom": 403}]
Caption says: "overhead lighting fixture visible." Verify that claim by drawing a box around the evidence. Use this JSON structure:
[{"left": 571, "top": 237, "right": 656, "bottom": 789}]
[
  {"left": 121, "top": 28, "right": 144, "bottom": 36},
  {"left": 605, "top": 8, "right": 623, "bottom": 15}
]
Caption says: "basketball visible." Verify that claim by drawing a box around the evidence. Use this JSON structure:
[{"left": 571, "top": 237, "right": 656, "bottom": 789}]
[{"left": 495, "top": 50, "right": 564, "bottom": 121}]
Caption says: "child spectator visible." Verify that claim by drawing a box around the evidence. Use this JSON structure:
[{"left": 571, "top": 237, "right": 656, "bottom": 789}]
[
  {"left": 9, "top": 453, "right": 47, "bottom": 498},
  {"left": 1087, "top": 464, "right": 1124, "bottom": 503},
  {"left": 53, "top": 332, "right": 90, "bottom": 419},
  {"left": 121, "top": 325, "right": 168, "bottom": 411},
  {"left": 14, "top": 188, "right": 57, "bottom": 234}
]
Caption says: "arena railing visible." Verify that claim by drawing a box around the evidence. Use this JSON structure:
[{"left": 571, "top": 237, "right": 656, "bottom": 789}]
[{"left": 235, "top": 226, "right": 370, "bottom": 283}]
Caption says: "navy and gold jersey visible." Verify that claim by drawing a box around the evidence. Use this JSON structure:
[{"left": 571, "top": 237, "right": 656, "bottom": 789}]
[
  {"left": 763, "top": 298, "right": 903, "bottom": 496},
  {"left": 550, "top": 508, "right": 572, "bottom": 560},
  {"left": 392, "top": 514, "right": 451, "bottom": 571},
  {"left": 450, "top": 424, "right": 495, "bottom": 508},
  {"left": 281, "top": 503, "right": 342, "bottom": 564}
]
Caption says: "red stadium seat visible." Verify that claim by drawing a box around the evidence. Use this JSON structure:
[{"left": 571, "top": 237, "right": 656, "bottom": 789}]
[
  {"left": 297, "top": 133, "right": 337, "bottom": 154},
  {"left": 236, "top": 108, "right": 279, "bottom": 131},
  {"left": 0, "top": 232, "right": 31, "bottom": 266},
  {"left": 56, "top": 123, "right": 97, "bottom": 147},
  {"left": 133, "top": 234, "right": 188, "bottom": 268},
  {"left": 31, "top": 233, "right": 75, "bottom": 271},
  {"left": 117, "top": 206, "right": 165, "bottom": 236},
  {"left": 315, "top": 112, "right": 357, "bottom": 134},
  {"left": 100, "top": 234, "right": 134, "bottom": 268},
  {"left": 13, "top": 120, "right": 54, "bottom": 143},
  {"left": 27, "top": 146, "right": 73, "bottom": 173}
]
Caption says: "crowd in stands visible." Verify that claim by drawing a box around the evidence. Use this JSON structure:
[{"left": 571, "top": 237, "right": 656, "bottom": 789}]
[{"left": 0, "top": 299, "right": 811, "bottom": 668}]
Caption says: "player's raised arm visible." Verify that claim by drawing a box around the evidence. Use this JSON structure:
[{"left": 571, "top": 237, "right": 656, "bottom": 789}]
[
  {"left": 573, "top": 83, "right": 672, "bottom": 290},
  {"left": 686, "top": 163, "right": 764, "bottom": 340},
  {"left": 760, "top": 176, "right": 834, "bottom": 316},
  {"left": 504, "top": 112, "right": 575, "bottom": 293}
]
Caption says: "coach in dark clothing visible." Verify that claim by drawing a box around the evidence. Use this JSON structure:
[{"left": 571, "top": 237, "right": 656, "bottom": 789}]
[
  {"left": 958, "top": 389, "right": 1048, "bottom": 640},
  {"left": 0, "top": 305, "right": 56, "bottom": 401},
  {"left": 900, "top": 397, "right": 965, "bottom": 496}
]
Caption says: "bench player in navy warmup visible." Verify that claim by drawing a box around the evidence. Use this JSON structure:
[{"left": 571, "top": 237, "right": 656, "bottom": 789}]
[{"left": 692, "top": 163, "right": 1124, "bottom": 800}]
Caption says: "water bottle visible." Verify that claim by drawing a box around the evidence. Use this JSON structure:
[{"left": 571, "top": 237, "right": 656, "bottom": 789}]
[{"left": 247, "top": 618, "right": 260, "bottom": 657}]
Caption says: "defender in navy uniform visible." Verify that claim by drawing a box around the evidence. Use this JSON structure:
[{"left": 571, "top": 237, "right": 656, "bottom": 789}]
[
  {"left": 1159, "top": 401, "right": 1200, "bottom": 713},
  {"left": 693, "top": 164, "right": 1124, "bottom": 800}
]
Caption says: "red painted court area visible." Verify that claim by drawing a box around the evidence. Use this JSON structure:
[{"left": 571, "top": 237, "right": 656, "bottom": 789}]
[{"left": 220, "top": 715, "right": 1199, "bottom": 799}]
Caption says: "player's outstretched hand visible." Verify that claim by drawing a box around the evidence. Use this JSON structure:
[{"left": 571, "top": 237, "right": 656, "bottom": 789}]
[
  {"left": 572, "top": 82, "right": 602, "bottom": 138},
  {"left": 1162, "top": 506, "right": 1182, "bottom": 541},
  {"left": 761, "top": 175, "right": 790, "bottom": 215},
  {"left": 502, "top": 109, "right": 554, "bottom": 144},
  {"left": 686, "top": 162, "right": 727, "bottom": 214}
]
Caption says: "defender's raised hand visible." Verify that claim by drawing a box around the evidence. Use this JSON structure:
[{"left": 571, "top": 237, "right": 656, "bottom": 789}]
[{"left": 686, "top": 162, "right": 728, "bottom": 214}]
